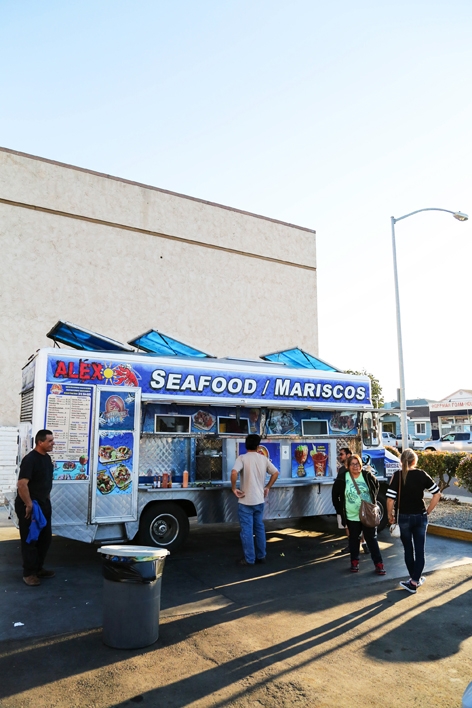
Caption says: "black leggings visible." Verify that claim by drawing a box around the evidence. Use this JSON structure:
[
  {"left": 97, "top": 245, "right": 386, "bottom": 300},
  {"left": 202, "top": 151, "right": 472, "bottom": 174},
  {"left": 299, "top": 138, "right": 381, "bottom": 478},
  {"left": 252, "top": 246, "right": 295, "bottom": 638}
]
[{"left": 346, "top": 519, "right": 382, "bottom": 564}]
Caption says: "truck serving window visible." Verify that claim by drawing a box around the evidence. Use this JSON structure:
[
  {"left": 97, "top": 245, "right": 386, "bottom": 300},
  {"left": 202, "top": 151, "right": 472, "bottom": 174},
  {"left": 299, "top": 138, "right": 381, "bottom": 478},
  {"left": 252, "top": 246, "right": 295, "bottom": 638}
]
[
  {"left": 218, "top": 417, "right": 249, "bottom": 435},
  {"left": 301, "top": 419, "right": 328, "bottom": 436},
  {"left": 154, "top": 415, "right": 191, "bottom": 434}
]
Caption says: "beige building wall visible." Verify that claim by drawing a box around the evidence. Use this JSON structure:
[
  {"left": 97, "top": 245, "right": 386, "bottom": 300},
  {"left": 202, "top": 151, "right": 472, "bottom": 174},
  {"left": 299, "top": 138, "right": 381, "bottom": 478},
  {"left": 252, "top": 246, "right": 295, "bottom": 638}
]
[{"left": 0, "top": 147, "right": 318, "bottom": 426}]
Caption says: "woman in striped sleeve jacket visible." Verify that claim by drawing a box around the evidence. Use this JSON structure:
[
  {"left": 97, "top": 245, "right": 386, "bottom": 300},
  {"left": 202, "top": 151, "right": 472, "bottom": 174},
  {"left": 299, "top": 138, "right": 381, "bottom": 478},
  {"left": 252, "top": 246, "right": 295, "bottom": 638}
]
[{"left": 386, "top": 448, "right": 441, "bottom": 594}]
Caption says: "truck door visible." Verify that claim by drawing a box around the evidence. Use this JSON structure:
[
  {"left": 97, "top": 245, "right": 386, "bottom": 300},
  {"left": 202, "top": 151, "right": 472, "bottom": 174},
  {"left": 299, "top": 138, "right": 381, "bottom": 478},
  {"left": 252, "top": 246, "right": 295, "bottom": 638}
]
[{"left": 91, "top": 386, "right": 141, "bottom": 523}]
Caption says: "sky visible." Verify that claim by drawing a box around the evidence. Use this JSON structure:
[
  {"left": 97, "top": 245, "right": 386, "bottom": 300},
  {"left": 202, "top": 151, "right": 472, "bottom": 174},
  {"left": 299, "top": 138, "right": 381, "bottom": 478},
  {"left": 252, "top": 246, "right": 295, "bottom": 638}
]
[{"left": 1, "top": 0, "right": 471, "bottom": 403}]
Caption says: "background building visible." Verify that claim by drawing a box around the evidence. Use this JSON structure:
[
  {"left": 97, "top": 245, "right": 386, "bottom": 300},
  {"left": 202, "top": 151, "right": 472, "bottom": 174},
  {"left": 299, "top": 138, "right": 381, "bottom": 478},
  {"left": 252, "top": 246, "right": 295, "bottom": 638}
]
[
  {"left": 0, "top": 147, "right": 318, "bottom": 426},
  {"left": 381, "top": 398, "right": 435, "bottom": 441},
  {"left": 429, "top": 390, "right": 472, "bottom": 439}
]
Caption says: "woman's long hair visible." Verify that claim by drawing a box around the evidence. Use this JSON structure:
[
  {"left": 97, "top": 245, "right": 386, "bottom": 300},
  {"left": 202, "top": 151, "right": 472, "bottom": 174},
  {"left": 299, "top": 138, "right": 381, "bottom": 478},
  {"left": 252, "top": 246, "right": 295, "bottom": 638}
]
[{"left": 401, "top": 448, "right": 418, "bottom": 484}]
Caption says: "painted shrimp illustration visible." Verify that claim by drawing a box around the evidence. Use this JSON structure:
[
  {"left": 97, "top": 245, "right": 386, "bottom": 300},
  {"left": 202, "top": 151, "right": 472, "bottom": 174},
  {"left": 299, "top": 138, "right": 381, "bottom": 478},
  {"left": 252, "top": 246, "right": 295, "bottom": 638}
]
[{"left": 113, "top": 364, "right": 140, "bottom": 387}]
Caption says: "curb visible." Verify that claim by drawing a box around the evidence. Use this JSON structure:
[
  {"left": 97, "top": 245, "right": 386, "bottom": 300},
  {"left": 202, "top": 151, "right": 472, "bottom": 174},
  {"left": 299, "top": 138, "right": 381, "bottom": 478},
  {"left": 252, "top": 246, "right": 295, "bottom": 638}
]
[{"left": 427, "top": 524, "right": 472, "bottom": 542}]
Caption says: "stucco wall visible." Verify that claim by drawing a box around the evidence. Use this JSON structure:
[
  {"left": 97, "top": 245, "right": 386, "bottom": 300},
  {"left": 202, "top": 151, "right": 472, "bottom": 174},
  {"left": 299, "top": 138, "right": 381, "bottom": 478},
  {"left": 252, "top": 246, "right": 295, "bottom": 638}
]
[{"left": 0, "top": 148, "right": 318, "bottom": 426}]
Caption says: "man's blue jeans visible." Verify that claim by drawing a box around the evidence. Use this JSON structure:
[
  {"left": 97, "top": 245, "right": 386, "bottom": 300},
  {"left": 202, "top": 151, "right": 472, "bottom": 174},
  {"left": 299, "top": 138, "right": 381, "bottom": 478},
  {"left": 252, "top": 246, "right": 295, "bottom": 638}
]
[
  {"left": 398, "top": 512, "right": 428, "bottom": 583},
  {"left": 238, "top": 502, "right": 266, "bottom": 564}
]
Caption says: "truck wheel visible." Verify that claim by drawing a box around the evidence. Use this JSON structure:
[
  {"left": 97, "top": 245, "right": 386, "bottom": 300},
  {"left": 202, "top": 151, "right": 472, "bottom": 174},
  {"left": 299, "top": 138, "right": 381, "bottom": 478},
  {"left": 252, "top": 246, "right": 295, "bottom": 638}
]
[
  {"left": 425, "top": 447, "right": 436, "bottom": 452},
  {"left": 376, "top": 493, "right": 389, "bottom": 533},
  {"left": 139, "top": 503, "right": 189, "bottom": 552}
]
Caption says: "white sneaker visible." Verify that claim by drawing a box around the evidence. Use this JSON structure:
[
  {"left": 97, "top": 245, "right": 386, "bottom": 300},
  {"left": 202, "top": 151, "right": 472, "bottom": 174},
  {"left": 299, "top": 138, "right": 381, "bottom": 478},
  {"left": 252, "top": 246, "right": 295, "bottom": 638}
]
[{"left": 409, "top": 576, "right": 426, "bottom": 586}]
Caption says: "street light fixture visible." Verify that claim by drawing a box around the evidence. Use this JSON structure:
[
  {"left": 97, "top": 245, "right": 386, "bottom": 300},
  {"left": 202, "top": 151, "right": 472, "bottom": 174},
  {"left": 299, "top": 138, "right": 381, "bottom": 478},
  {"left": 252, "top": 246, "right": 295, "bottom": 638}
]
[{"left": 391, "top": 208, "right": 469, "bottom": 451}]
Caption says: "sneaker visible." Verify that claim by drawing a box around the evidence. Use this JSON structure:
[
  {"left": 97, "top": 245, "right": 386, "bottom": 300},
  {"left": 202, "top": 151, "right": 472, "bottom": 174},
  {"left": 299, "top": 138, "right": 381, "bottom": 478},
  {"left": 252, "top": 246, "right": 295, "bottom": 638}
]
[
  {"left": 350, "top": 560, "right": 359, "bottom": 573},
  {"left": 399, "top": 580, "right": 417, "bottom": 594},
  {"left": 255, "top": 557, "right": 266, "bottom": 564},
  {"left": 417, "top": 576, "right": 426, "bottom": 587},
  {"left": 362, "top": 542, "right": 369, "bottom": 554},
  {"left": 236, "top": 558, "right": 254, "bottom": 566},
  {"left": 37, "top": 568, "right": 55, "bottom": 578},
  {"left": 23, "top": 575, "right": 41, "bottom": 586},
  {"left": 374, "top": 563, "right": 386, "bottom": 576}
]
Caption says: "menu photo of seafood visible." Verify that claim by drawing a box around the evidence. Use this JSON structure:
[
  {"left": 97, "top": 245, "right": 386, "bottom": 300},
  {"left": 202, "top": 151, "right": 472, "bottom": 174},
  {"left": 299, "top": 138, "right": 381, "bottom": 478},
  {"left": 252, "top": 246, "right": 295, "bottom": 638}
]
[
  {"left": 53, "top": 455, "right": 89, "bottom": 480},
  {"left": 192, "top": 410, "right": 216, "bottom": 431},
  {"left": 111, "top": 463, "right": 132, "bottom": 491},
  {"left": 267, "top": 410, "right": 299, "bottom": 435},
  {"left": 99, "top": 443, "right": 132, "bottom": 464},
  {"left": 329, "top": 411, "right": 358, "bottom": 434},
  {"left": 96, "top": 469, "right": 116, "bottom": 495}
]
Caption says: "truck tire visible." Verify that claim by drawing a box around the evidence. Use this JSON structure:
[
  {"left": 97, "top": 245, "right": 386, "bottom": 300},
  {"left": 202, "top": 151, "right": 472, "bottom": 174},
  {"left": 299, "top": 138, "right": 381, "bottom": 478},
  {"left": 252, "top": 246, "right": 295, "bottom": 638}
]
[
  {"left": 424, "top": 447, "right": 436, "bottom": 452},
  {"left": 139, "top": 502, "right": 190, "bottom": 552},
  {"left": 376, "top": 493, "right": 389, "bottom": 533}
]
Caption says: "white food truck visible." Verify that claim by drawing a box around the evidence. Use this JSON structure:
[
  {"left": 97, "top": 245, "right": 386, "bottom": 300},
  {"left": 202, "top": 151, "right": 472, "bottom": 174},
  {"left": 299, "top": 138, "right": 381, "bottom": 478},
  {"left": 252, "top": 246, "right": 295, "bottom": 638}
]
[{"left": 8, "top": 323, "right": 399, "bottom": 550}]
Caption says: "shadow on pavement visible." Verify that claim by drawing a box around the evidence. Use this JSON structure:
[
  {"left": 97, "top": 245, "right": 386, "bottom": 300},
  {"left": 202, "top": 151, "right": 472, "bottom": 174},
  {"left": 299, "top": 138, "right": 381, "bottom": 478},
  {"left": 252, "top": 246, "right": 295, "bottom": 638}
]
[{"left": 1, "top": 514, "right": 472, "bottom": 705}]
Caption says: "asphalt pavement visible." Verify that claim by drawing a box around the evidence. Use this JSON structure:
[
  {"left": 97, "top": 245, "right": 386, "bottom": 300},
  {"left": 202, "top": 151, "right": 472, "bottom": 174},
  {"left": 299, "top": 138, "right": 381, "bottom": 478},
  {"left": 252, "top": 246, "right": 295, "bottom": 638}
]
[
  {"left": 1, "top": 505, "right": 472, "bottom": 644},
  {"left": 1, "top": 506, "right": 472, "bottom": 706}
]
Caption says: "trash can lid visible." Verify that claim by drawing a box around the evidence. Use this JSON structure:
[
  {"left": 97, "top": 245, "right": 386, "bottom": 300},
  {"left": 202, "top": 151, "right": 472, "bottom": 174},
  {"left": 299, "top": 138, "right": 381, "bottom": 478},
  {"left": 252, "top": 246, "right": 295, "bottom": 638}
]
[{"left": 97, "top": 545, "right": 170, "bottom": 561}]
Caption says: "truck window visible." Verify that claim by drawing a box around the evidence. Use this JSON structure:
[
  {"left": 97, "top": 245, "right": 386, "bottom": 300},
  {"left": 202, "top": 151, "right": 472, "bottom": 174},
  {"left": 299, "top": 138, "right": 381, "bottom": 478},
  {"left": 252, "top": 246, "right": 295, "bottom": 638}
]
[{"left": 362, "top": 412, "right": 379, "bottom": 447}]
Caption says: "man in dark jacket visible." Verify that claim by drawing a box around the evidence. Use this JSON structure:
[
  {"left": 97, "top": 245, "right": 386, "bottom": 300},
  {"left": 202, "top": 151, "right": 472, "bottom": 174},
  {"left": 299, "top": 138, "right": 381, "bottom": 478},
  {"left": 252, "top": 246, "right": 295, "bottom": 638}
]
[{"left": 15, "top": 430, "right": 55, "bottom": 586}]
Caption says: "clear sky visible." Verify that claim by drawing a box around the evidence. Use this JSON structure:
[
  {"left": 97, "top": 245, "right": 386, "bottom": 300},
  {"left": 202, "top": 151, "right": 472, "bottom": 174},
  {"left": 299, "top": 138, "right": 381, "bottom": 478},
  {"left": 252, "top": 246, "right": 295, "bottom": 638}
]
[{"left": 2, "top": 0, "right": 471, "bottom": 403}]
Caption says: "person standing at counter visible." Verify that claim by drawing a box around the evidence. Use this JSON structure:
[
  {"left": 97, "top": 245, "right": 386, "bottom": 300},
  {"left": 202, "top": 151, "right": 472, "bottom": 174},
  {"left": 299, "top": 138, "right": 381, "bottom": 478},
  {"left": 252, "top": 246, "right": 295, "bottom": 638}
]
[
  {"left": 231, "top": 434, "right": 279, "bottom": 566},
  {"left": 332, "top": 454, "right": 386, "bottom": 575},
  {"left": 15, "top": 430, "right": 55, "bottom": 586}
]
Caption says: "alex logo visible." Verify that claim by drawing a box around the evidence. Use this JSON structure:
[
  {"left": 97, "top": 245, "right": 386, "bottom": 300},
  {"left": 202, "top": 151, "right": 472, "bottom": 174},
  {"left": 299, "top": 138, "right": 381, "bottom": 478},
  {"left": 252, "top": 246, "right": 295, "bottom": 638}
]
[
  {"left": 54, "top": 360, "right": 104, "bottom": 381},
  {"left": 53, "top": 360, "right": 139, "bottom": 386}
]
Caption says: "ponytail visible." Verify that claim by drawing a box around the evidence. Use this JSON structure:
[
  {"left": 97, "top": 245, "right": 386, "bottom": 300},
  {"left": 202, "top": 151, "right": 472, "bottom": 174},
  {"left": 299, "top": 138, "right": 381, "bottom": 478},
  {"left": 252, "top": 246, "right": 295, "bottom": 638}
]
[{"left": 400, "top": 448, "right": 417, "bottom": 484}]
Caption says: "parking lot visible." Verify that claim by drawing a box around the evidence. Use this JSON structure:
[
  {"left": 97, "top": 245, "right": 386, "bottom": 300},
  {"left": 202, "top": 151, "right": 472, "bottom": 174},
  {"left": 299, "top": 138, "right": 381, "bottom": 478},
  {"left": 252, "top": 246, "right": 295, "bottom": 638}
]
[{"left": 1, "top": 507, "right": 472, "bottom": 707}]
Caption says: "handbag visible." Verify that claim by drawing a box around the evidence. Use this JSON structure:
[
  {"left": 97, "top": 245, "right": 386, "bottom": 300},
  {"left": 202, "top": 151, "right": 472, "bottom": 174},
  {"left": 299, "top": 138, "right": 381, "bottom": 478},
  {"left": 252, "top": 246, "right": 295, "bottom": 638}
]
[
  {"left": 389, "top": 469, "right": 402, "bottom": 537},
  {"left": 349, "top": 473, "right": 381, "bottom": 528}
]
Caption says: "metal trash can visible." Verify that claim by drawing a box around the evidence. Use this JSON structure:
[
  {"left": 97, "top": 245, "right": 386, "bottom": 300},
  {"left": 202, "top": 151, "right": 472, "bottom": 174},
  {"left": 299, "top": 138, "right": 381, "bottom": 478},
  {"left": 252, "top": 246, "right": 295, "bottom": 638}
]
[{"left": 97, "top": 545, "right": 170, "bottom": 649}]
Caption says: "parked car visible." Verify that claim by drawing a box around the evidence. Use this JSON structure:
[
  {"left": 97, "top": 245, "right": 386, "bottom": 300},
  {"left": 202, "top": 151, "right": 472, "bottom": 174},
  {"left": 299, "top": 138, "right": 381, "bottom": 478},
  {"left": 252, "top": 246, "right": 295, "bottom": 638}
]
[
  {"left": 406, "top": 436, "right": 425, "bottom": 450},
  {"left": 388, "top": 434, "right": 424, "bottom": 450},
  {"left": 423, "top": 432, "right": 472, "bottom": 452},
  {"left": 382, "top": 432, "right": 398, "bottom": 447}
]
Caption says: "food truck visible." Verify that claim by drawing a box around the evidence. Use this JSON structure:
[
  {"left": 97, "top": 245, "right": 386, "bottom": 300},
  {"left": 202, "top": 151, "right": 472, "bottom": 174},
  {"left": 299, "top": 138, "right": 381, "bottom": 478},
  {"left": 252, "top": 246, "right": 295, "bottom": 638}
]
[{"left": 9, "top": 322, "right": 399, "bottom": 551}]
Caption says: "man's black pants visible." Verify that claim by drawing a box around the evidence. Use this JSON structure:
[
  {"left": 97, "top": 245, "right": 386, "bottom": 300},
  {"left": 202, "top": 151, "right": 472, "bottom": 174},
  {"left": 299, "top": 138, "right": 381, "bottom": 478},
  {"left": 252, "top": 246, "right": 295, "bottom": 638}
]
[{"left": 15, "top": 498, "right": 52, "bottom": 577}]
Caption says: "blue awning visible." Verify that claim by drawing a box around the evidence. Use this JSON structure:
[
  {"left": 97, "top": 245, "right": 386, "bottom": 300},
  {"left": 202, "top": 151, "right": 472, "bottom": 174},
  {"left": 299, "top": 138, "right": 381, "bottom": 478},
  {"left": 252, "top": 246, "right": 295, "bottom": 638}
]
[
  {"left": 46, "top": 321, "right": 134, "bottom": 352},
  {"left": 260, "top": 347, "right": 340, "bottom": 372},
  {"left": 128, "top": 330, "right": 213, "bottom": 358}
]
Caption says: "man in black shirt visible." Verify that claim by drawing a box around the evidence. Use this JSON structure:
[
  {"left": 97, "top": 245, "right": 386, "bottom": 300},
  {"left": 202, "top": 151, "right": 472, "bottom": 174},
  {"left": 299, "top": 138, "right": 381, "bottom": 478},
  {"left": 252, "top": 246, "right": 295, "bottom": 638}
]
[{"left": 15, "top": 430, "right": 55, "bottom": 586}]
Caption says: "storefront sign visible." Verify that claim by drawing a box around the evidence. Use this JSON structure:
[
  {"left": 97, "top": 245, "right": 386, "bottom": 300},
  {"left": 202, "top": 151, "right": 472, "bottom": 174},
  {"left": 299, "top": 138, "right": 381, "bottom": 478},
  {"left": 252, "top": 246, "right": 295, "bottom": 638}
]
[
  {"left": 47, "top": 355, "right": 371, "bottom": 408},
  {"left": 430, "top": 400, "right": 472, "bottom": 411}
]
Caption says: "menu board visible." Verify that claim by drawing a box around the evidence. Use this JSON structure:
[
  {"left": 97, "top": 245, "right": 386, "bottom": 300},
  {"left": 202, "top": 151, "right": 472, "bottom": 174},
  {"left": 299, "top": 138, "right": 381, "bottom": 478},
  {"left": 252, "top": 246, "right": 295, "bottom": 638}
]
[
  {"left": 291, "top": 442, "right": 331, "bottom": 478},
  {"left": 45, "top": 384, "right": 93, "bottom": 480}
]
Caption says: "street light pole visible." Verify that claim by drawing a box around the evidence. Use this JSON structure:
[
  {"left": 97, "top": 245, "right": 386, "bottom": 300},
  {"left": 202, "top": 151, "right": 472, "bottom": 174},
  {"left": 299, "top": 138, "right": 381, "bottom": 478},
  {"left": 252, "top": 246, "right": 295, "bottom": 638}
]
[{"left": 391, "top": 208, "right": 468, "bottom": 452}]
